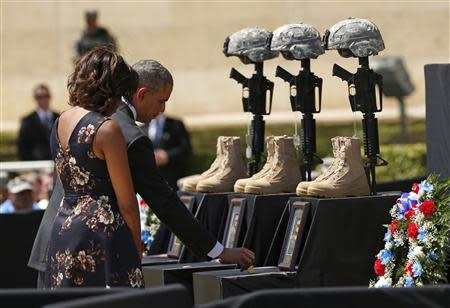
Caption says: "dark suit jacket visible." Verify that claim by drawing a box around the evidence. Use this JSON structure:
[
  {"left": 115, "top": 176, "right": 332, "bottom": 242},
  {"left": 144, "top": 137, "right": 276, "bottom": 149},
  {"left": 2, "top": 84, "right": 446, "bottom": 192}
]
[
  {"left": 141, "top": 117, "right": 192, "bottom": 190},
  {"left": 28, "top": 104, "right": 216, "bottom": 272},
  {"left": 17, "top": 110, "right": 59, "bottom": 161}
]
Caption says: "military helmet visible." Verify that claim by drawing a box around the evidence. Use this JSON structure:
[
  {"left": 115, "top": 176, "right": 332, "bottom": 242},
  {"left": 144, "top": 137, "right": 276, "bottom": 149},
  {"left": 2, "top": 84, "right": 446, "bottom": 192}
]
[
  {"left": 324, "top": 17, "right": 385, "bottom": 58},
  {"left": 271, "top": 23, "right": 325, "bottom": 60},
  {"left": 224, "top": 28, "right": 279, "bottom": 63}
]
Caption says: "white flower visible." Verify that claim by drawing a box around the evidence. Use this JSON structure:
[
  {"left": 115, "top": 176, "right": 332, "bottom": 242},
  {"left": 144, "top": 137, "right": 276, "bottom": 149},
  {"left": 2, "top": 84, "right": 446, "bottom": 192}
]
[
  {"left": 413, "top": 246, "right": 425, "bottom": 258},
  {"left": 375, "top": 276, "right": 392, "bottom": 288},
  {"left": 69, "top": 157, "right": 76, "bottom": 165},
  {"left": 408, "top": 192, "right": 419, "bottom": 201},
  {"left": 385, "top": 242, "right": 393, "bottom": 250}
]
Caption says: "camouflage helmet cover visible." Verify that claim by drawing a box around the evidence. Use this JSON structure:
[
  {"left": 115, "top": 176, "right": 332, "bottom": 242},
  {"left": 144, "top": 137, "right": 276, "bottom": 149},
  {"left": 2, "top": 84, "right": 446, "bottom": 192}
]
[
  {"left": 271, "top": 23, "right": 325, "bottom": 60},
  {"left": 224, "top": 28, "right": 279, "bottom": 63},
  {"left": 325, "top": 17, "right": 385, "bottom": 57}
]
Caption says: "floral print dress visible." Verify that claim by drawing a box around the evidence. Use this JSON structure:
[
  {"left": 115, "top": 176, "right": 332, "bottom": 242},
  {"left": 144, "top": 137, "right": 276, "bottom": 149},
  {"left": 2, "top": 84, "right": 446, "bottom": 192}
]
[{"left": 45, "top": 111, "right": 144, "bottom": 288}]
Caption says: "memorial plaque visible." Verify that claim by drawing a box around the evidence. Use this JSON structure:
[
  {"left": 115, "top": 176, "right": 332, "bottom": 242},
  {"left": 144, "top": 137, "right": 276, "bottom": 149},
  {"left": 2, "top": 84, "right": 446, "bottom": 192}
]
[
  {"left": 278, "top": 201, "right": 310, "bottom": 271},
  {"left": 222, "top": 198, "right": 246, "bottom": 248},
  {"left": 167, "top": 196, "right": 195, "bottom": 258}
]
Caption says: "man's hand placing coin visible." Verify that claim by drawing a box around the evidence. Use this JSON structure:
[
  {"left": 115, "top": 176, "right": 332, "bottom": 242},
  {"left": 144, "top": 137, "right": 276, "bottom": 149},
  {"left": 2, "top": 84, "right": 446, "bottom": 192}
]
[{"left": 218, "top": 247, "right": 255, "bottom": 270}]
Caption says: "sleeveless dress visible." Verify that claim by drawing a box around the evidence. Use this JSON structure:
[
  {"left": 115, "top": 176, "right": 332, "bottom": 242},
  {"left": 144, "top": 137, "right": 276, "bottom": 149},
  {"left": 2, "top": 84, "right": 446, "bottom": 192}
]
[{"left": 45, "top": 111, "right": 144, "bottom": 288}]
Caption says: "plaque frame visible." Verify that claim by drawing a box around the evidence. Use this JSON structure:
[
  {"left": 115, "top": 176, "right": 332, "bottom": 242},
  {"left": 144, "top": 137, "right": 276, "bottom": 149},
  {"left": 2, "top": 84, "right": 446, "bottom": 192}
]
[
  {"left": 278, "top": 201, "right": 310, "bottom": 271},
  {"left": 167, "top": 195, "right": 196, "bottom": 258},
  {"left": 222, "top": 198, "right": 247, "bottom": 248}
]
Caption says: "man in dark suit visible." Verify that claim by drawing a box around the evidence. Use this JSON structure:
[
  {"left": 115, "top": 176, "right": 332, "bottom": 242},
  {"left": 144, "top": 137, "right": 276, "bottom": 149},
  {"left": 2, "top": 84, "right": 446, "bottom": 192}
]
[
  {"left": 17, "top": 84, "right": 59, "bottom": 161},
  {"left": 28, "top": 59, "right": 254, "bottom": 287},
  {"left": 141, "top": 114, "right": 192, "bottom": 190}
]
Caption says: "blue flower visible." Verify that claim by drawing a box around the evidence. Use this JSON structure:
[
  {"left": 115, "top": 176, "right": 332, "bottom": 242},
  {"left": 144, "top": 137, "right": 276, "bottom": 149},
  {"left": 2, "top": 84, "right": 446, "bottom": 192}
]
[
  {"left": 380, "top": 249, "right": 393, "bottom": 265},
  {"left": 413, "top": 262, "right": 423, "bottom": 278},
  {"left": 397, "top": 194, "right": 411, "bottom": 214},
  {"left": 384, "top": 231, "right": 392, "bottom": 242},
  {"left": 428, "top": 251, "right": 438, "bottom": 261},
  {"left": 405, "top": 276, "right": 414, "bottom": 287},
  {"left": 419, "top": 180, "right": 433, "bottom": 192},
  {"left": 146, "top": 236, "right": 153, "bottom": 250},
  {"left": 141, "top": 229, "right": 150, "bottom": 242},
  {"left": 418, "top": 229, "right": 426, "bottom": 241}
]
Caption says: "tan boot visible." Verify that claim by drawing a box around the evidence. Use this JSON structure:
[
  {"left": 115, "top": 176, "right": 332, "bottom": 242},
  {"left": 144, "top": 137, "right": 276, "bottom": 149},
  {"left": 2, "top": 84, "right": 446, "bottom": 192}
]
[
  {"left": 196, "top": 137, "right": 247, "bottom": 193},
  {"left": 182, "top": 136, "right": 225, "bottom": 192},
  {"left": 244, "top": 136, "right": 302, "bottom": 194},
  {"left": 234, "top": 136, "right": 275, "bottom": 193},
  {"left": 307, "top": 137, "right": 370, "bottom": 198},
  {"left": 296, "top": 136, "right": 341, "bottom": 195}
]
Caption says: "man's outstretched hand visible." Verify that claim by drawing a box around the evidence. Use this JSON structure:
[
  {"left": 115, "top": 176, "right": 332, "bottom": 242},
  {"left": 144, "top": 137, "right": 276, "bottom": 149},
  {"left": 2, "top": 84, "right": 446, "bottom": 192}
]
[{"left": 218, "top": 247, "right": 255, "bottom": 270}]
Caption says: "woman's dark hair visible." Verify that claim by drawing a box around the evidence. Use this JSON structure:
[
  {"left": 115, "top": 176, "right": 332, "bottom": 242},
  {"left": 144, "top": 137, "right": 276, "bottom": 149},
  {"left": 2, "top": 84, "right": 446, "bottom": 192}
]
[{"left": 68, "top": 47, "right": 138, "bottom": 114}]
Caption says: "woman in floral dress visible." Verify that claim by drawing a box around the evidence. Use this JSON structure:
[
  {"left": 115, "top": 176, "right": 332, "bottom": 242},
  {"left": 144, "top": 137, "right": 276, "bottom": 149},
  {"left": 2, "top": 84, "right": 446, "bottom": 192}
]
[{"left": 44, "top": 47, "right": 144, "bottom": 288}]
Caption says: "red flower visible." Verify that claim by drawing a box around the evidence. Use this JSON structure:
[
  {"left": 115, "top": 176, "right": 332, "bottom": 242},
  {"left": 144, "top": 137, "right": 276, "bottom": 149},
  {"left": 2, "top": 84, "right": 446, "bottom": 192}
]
[
  {"left": 419, "top": 200, "right": 436, "bottom": 218},
  {"left": 405, "top": 209, "right": 415, "bottom": 220},
  {"left": 412, "top": 183, "right": 420, "bottom": 194},
  {"left": 407, "top": 222, "right": 419, "bottom": 239},
  {"left": 405, "top": 262, "right": 413, "bottom": 276},
  {"left": 374, "top": 259, "right": 385, "bottom": 276},
  {"left": 390, "top": 220, "right": 399, "bottom": 234}
]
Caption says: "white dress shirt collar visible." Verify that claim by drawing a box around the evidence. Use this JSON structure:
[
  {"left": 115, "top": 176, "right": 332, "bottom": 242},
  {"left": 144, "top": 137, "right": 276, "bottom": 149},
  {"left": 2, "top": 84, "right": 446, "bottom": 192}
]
[{"left": 122, "top": 97, "right": 137, "bottom": 121}]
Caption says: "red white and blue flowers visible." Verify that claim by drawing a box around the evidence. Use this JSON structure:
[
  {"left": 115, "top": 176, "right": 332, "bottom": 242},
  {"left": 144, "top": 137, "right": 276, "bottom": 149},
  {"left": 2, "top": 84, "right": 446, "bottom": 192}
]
[{"left": 370, "top": 176, "right": 450, "bottom": 288}]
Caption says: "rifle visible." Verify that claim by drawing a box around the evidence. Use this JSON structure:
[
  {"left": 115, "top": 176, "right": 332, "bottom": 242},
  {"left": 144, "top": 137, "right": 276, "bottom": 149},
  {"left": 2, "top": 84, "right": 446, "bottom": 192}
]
[
  {"left": 276, "top": 59, "right": 323, "bottom": 181},
  {"left": 332, "top": 57, "right": 387, "bottom": 195},
  {"left": 229, "top": 62, "right": 274, "bottom": 176}
]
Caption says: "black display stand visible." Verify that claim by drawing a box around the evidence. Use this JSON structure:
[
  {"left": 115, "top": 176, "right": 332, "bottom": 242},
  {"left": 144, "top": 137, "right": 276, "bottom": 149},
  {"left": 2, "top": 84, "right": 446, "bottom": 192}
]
[
  {"left": 142, "top": 261, "right": 236, "bottom": 302},
  {"left": 192, "top": 193, "right": 400, "bottom": 304},
  {"left": 179, "top": 192, "right": 237, "bottom": 263},
  {"left": 193, "top": 268, "right": 292, "bottom": 305},
  {"left": 141, "top": 255, "right": 178, "bottom": 267},
  {"left": 230, "top": 193, "right": 295, "bottom": 266},
  {"left": 142, "top": 192, "right": 293, "bottom": 302},
  {"left": 148, "top": 192, "right": 201, "bottom": 256}
]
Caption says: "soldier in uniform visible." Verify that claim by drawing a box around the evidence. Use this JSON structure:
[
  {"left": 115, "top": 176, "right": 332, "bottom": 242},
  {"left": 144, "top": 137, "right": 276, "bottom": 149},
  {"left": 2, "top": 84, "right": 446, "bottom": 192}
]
[{"left": 75, "top": 10, "right": 117, "bottom": 59}]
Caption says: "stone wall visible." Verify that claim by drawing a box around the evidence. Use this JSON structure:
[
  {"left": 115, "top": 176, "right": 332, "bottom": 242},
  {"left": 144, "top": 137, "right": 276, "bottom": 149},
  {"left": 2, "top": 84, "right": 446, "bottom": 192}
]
[{"left": 1, "top": 1, "right": 448, "bottom": 129}]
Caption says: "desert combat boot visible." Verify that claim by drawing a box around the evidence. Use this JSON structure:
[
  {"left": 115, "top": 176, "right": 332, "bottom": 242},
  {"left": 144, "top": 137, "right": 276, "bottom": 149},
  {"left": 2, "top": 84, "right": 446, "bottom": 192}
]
[
  {"left": 307, "top": 137, "right": 370, "bottom": 198},
  {"left": 296, "top": 136, "right": 340, "bottom": 195},
  {"left": 234, "top": 136, "right": 275, "bottom": 193},
  {"left": 196, "top": 137, "right": 247, "bottom": 193},
  {"left": 182, "top": 136, "right": 225, "bottom": 192},
  {"left": 244, "top": 136, "right": 302, "bottom": 194}
]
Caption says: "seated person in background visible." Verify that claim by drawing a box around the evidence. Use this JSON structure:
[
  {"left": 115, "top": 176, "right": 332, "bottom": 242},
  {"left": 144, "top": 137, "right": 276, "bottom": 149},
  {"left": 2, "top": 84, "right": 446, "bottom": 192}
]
[
  {"left": 141, "top": 114, "right": 192, "bottom": 190},
  {"left": 17, "top": 84, "right": 59, "bottom": 161},
  {"left": 22, "top": 171, "right": 51, "bottom": 210},
  {"left": 37, "top": 171, "right": 54, "bottom": 209},
  {"left": 0, "top": 178, "right": 8, "bottom": 204},
  {"left": 0, "top": 176, "right": 40, "bottom": 213}
]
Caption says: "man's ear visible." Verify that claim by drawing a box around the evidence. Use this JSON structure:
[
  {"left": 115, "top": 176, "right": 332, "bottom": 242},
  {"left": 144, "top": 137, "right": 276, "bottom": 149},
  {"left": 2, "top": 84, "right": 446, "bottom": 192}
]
[{"left": 135, "top": 87, "right": 147, "bottom": 100}]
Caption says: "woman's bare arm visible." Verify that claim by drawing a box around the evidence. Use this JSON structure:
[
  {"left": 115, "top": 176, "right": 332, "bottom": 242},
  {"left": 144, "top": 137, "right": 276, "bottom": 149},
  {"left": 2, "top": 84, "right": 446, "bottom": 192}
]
[{"left": 94, "top": 120, "right": 142, "bottom": 258}]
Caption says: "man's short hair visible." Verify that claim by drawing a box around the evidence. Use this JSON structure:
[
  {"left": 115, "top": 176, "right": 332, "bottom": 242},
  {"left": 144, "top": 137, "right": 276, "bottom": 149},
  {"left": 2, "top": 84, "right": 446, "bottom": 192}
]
[
  {"left": 132, "top": 60, "right": 173, "bottom": 93},
  {"left": 34, "top": 84, "right": 50, "bottom": 97}
]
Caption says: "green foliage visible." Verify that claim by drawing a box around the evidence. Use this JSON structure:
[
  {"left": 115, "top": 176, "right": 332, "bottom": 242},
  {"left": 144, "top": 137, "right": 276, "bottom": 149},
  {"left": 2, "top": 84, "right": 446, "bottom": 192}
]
[
  {"left": 377, "top": 143, "right": 427, "bottom": 181},
  {"left": 0, "top": 131, "right": 18, "bottom": 161}
]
